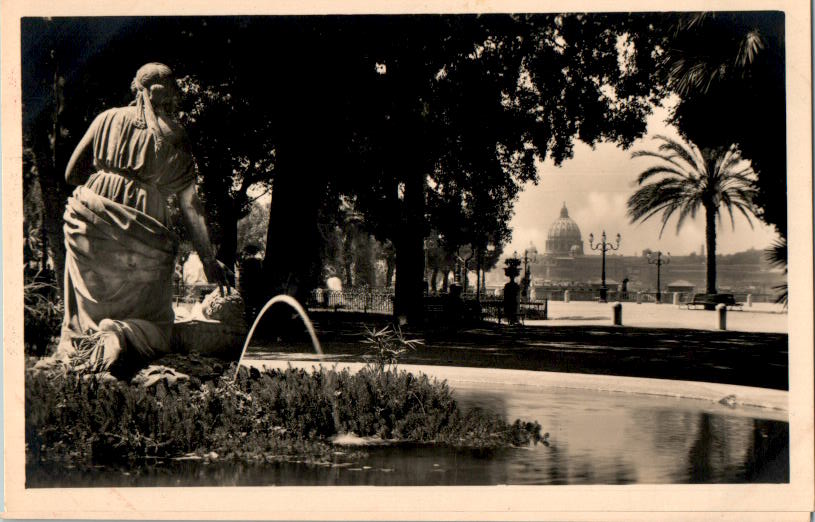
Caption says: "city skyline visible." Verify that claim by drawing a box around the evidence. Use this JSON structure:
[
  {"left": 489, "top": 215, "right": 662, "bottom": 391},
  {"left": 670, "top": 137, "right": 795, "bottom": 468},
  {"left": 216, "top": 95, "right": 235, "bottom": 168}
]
[{"left": 505, "top": 98, "right": 781, "bottom": 259}]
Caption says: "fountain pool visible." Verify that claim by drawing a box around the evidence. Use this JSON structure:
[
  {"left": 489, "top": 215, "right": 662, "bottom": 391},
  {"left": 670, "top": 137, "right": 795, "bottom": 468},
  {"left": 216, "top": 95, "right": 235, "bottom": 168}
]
[{"left": 27, "top": 361, "right": 788, "bottom": 487}]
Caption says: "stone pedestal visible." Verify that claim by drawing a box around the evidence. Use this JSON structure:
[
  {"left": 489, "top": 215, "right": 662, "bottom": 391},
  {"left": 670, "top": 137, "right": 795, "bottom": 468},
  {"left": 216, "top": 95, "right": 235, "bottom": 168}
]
[
  {"left": 612, "top": 302, "right": 622, "bottom": 326},
  {"left": 171, "top": 319, "right": 246, "bottom": 360},
  {"left": 716, "top": 304, "right": 727, "bottom": 331}
]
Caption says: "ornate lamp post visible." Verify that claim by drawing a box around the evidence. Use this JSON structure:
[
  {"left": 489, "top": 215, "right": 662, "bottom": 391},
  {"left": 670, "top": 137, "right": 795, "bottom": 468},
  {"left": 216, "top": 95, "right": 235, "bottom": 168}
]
[
  {"left": 588, "top": 231, "right": 621, "bottom": 302},
  {"left": 478, "top": 242, "right": 496, "bottom": 300},
  {"left": 647, "top": 251, "right": 670, "bottom": 304},
  {"left": 521, "top": 245, "right": 538, "bottom": 301}
]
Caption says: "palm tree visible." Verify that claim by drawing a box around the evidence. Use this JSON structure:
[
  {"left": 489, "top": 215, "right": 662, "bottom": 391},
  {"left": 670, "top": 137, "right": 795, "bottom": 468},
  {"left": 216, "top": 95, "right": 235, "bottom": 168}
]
[
  {"left": 664, "top": 12, "right": 787, "bottom": 283},
  {"left": 627, "top": 135, "right": 758, "bottom": 295},
  {"left": 666, "top": 12, "right": 769, "bottom": 98},
  {"left": 765, "top": 237, "right": 788, "bottom": 306}
]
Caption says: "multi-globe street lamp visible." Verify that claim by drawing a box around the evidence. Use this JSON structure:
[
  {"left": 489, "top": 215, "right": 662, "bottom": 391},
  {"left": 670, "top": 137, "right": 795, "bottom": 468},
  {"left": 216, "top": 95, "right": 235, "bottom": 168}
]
[
  {"left": 647, "top": 250, "right": 671, "bottom": 304},
  {"left": 521, "top": 245, "right": 538, "bottom": 301},
  {"left": 588, "top": 230, "right": 621, "bottom": 303}
]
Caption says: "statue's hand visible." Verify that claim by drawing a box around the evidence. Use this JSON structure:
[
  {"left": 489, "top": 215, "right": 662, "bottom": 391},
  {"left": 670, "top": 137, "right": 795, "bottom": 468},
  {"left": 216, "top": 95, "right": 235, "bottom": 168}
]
[{"left": 202, "top": 257, "right": 231, "bottom": 296}]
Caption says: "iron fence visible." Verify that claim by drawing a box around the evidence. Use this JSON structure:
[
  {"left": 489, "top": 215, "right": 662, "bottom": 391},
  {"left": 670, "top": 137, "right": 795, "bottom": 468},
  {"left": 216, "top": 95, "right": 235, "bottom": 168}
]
[
  {"left": 480, "top": 298, "right": 549, "bottom": 323},
  {"left": 529, "top": 289, "right": 778, "bottom": 304},
  {"left": 310, "top": 289, "right": 394, "bottom": 314}
]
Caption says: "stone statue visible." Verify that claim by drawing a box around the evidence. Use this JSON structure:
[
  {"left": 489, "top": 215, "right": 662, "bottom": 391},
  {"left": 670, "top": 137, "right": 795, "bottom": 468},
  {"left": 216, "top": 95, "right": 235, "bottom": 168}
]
[{"left": 50, "top": 63, "right": 227, "bottom": 376}]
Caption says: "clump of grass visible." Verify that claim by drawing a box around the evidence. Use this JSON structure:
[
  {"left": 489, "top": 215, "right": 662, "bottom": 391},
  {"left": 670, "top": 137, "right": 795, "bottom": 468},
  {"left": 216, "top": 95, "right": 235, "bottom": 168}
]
[
  {"left": 26, "top": 362, "right": 545, "bottom": 467},
  {"left": 24, "top": 279, "right": 62, "bottom": 356}
]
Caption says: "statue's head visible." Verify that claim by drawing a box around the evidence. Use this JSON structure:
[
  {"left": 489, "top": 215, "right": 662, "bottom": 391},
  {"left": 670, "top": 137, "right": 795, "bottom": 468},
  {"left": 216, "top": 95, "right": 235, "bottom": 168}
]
[{"left": 131, "top": 62, "right": 177, "bottom": 114}]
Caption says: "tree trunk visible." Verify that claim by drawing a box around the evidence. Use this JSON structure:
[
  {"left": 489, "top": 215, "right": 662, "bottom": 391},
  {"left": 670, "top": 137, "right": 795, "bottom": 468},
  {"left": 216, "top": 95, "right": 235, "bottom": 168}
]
[
  {"left": 40, "top": 221, "right": 48, "bottom": 270},
  {"left": 41, "top": 63, "right": 68, "bottom": 295},
  {"left": 263, "top": 144, "right": 324, "bottom": 305},
  {"left": 475, "top": 254, "right": 482, "bottom": 301},
  {"left": 385, "top": 257, "right": 395, "bottom": 288},
  {"left": 40, "top": 182, "right": 67, "bottom": 292},
  {"left": 216, "top": 202, "right": 240, "bottom": 273},
  {"left": 704, "top": 201, "right": 717, "bottom": 295},
  {"left": 354, "top": 234, "right": 376, "bottom": 287},
  {"left": 342, "top": 227, "right": 354, "bottom": 288},
  {"left": 393, "top": 170, "right": 425, "bottom": 323}
]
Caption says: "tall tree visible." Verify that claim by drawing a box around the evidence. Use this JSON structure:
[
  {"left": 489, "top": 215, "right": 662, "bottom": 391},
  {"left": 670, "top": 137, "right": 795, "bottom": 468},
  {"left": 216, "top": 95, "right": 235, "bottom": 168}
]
[
  {"left": 347, "top": 14, "right": 665, "bottom": 320},
  {"left": 22, "top": 14, "right": 667, "bottom": 319},
  {"left": 176, "top": 75, "right": 275, "bottom": 269},
  {"left": 664, "top": 12, "right": 786, "bottom": 240},
  {"left": 627, "top": 135, "right": 759, "bottom": 294}
]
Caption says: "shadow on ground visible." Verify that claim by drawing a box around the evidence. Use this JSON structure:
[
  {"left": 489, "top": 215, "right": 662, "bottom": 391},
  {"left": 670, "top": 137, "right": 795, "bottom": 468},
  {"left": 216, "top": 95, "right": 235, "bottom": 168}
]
[{"left": 246, "top": 312, "right": 789, "bottom": 391}]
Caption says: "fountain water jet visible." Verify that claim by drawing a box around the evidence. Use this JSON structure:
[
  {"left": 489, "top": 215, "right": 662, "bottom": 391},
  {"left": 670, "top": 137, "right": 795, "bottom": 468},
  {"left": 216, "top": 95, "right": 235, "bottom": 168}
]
[{"left": 233, "top": 294, "right": 324, "bottom": 380}]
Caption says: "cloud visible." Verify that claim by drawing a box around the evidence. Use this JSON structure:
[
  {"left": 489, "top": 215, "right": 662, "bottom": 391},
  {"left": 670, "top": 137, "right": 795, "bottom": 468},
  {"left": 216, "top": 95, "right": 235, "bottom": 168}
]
[{"left": 504, "top": 100, "right": 779, "bottom": 258}]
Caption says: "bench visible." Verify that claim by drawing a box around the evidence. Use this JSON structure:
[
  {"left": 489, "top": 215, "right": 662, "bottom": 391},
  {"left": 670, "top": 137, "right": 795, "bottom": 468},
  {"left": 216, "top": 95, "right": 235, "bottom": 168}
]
[
  {"left": 683, "top": 293, "right": 743, "bottom": 310},
  {"left": 424, "top": 297, "right": 447, "bottom": 325}
]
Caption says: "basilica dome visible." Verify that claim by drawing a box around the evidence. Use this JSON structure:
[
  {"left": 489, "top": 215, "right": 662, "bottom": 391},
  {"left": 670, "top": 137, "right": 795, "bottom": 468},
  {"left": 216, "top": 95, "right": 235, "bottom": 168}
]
[{"left": 545, "top": 203, "right": 584, "bottom": 256}]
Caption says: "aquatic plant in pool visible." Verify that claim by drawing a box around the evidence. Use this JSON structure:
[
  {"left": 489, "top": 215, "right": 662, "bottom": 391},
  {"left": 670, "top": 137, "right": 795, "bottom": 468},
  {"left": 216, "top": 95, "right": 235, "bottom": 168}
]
[
  {"left": 25, "top": 360, "right": 544, "bottom": 468},
  {"left": 361, "top": 325, "right": 423, "bottom": 372}
]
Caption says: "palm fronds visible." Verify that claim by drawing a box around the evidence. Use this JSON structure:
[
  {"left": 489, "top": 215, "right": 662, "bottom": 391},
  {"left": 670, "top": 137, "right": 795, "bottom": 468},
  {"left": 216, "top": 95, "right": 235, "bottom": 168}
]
[
  {"left": 764, "top": 237, "right": 788, "bottom": 307},
  {"left": 628, "top": 136, "right": 760, "bottom": 294}
]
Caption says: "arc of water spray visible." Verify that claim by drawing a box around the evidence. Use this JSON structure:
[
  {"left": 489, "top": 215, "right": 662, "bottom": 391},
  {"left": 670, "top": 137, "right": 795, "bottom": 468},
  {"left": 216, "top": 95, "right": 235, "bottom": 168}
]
[{"left": 233, "top": 294, "right": 324, "bottom": 381}]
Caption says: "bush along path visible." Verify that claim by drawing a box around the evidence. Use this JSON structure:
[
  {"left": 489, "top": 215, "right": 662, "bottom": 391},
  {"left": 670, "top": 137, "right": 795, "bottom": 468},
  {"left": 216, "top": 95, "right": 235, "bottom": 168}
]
[{"left": 25, "top": 358, "right": 545, "bottom": 469}]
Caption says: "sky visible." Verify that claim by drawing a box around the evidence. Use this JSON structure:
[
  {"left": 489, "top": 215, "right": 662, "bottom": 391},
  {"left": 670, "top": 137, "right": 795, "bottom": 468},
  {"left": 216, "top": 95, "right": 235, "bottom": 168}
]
[{"left": 502, "top": 99, "right": 781, "bottom": 259}]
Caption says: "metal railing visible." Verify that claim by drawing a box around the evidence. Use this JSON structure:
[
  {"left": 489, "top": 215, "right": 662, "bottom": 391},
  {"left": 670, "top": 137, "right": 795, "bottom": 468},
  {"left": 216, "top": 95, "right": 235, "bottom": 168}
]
[
  {"left": 309, "top": 289, "right": 394, "bottom": 314},
  {"left": 480, "top": 298, "right": 549, "bottom": 323},
  {"left": 528, "top": 289, "right": 779, "bottom": 304}
]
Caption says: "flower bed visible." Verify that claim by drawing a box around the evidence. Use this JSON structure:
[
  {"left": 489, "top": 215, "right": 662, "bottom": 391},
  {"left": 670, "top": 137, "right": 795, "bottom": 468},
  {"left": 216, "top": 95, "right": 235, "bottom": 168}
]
[{"left": 26, "top": 360, "right": 544, "bottom": 468}]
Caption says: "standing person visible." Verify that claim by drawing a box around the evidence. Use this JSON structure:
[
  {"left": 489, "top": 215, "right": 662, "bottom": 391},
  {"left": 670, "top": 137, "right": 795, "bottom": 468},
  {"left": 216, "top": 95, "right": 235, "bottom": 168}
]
[{"left": 53, "top": 62, "right": 227, "bottom": 376}]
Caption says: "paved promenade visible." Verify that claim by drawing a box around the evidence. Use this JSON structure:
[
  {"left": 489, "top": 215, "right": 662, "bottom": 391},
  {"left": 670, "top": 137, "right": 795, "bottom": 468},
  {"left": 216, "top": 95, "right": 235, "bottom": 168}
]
[
  {"left": 524, "top": 301, "right": 787, "bottom": 333},
  {"left": 248, "top": 307, "right": 789, "bottom": 390}
]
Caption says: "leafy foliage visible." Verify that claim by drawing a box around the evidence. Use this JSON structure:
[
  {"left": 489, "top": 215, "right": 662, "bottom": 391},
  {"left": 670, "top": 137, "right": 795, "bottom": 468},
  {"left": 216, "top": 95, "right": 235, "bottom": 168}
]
[
  {"left": 236, "top": 198, "right": 270, "bottom": 257},
  {"left": 503, "top": 256, "right": 522, "bottom": 280},
  {"left": 664, "top": 12, "right": 786, "bottom": 239},
  {"left": 23, "top": 15, "right": 667, "bottom": 314},
  {"left": 23, "top": 279, "right": 62, "bottom": 356},
  {"left": 764, "top": 237, "right": 788, "bottom": 306},
  {"left": 176, "top": 75, "right": 275, "bottom": 266},
  {"left": 27, "top": 362, "right": 544, "bottom": 466}
]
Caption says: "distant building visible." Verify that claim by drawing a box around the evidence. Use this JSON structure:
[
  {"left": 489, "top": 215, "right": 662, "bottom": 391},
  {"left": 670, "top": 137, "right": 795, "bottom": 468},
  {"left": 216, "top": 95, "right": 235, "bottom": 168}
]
[
  {"left": 485, "top": 202, "right": 786, "bottom": 298},
  {"left": 545, "top": 203, "right": 584, "bottom": 256},
  {"left": 667, "top": 280, "right": 695, "bottom": 293}
]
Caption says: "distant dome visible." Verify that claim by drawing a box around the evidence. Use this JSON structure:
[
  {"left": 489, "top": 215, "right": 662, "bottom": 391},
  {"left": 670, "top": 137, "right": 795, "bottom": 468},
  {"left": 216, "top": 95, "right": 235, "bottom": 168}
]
[{"left": 546, "top": 202, "right": 584, "bottom": 256}]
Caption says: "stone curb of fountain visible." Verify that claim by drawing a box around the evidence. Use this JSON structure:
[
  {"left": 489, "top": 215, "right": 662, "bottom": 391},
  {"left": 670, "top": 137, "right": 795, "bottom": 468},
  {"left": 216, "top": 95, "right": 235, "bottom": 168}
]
[{"left": 243, "top": 359, "right": 788, "bottom": 418}]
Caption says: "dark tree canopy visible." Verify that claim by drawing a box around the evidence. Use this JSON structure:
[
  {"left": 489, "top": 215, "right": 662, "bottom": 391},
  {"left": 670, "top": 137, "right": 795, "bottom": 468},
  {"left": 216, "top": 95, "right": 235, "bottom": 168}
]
[
  {"left": 664, "top": 11, "right": 786, "bottom": 238},
  {"left": 23, "top": 13, "right": 786, "bottom": 319}
]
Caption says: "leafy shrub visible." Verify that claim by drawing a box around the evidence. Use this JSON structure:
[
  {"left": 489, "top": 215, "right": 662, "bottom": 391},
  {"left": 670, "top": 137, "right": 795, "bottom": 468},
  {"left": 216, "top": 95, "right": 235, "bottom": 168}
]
[
  {"left": 27, "top": 362, "right": 544, "bottom": 466},
  {"left": 24, "top": 279, "right": 62, "bottom": 356}
]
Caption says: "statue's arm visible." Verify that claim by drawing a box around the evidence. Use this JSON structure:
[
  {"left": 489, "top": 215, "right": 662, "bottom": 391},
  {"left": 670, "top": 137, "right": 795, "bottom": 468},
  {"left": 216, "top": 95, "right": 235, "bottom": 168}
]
[
  {"left": 65, "top": 117, "right": 98, "bottom": 185},
  {"left": 177, "top": 183, "right": 227, "bottom": 287}
]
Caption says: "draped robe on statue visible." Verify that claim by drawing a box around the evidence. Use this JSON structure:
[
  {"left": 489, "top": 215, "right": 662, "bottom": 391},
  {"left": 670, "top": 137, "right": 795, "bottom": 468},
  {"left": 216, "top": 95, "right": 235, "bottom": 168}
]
[{"left": 57, "top": 105, "right": 196, "bottom": 371}]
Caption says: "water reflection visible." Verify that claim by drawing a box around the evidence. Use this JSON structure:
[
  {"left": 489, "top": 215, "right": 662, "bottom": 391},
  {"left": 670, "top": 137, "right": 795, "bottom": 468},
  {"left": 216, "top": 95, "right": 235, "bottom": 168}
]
[{"left": 27, "top": 385, "right": 788, "bottom": 487}]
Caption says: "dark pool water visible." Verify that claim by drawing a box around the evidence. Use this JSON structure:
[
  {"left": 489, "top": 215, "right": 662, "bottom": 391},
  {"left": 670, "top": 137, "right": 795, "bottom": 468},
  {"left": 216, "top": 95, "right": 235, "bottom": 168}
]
[{"left": 27, "top": 384, "right": 788, "bottom": 487}]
